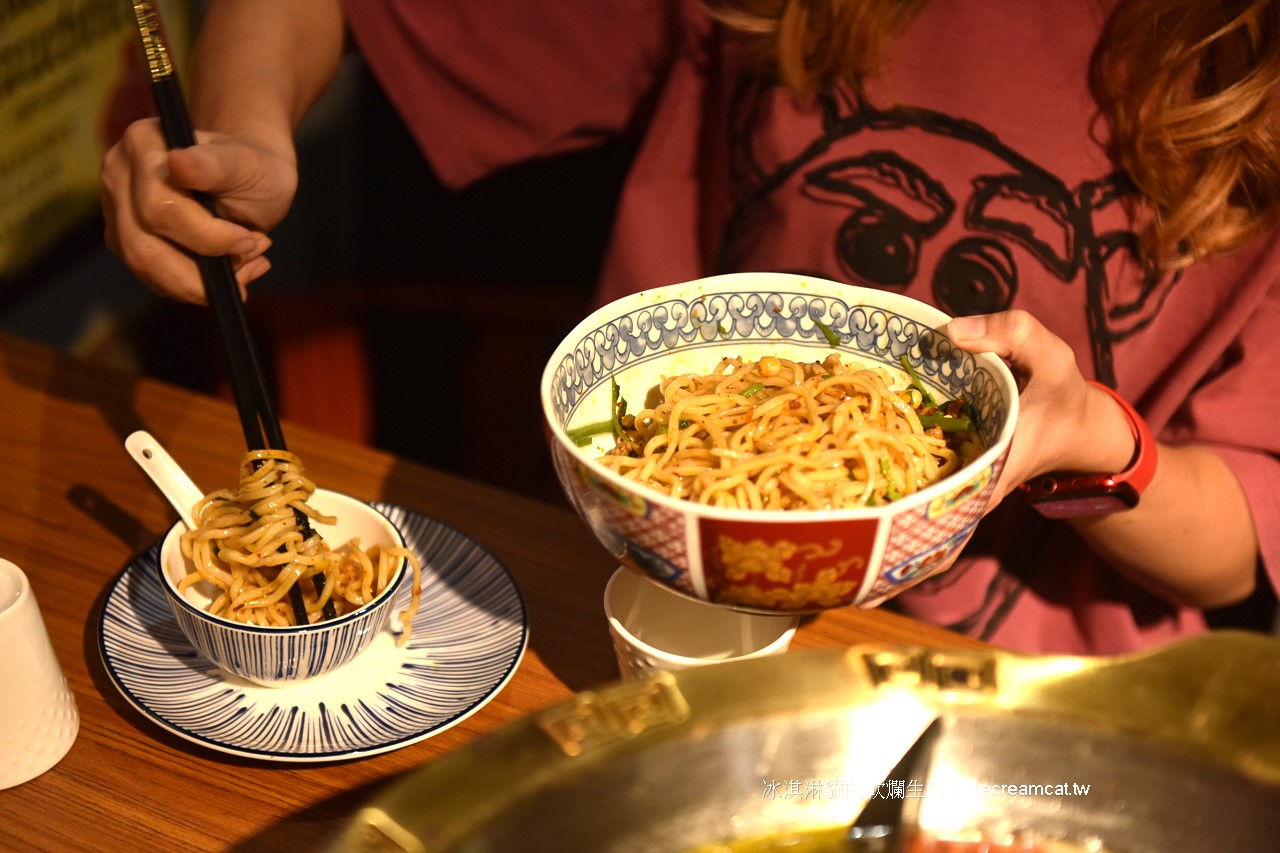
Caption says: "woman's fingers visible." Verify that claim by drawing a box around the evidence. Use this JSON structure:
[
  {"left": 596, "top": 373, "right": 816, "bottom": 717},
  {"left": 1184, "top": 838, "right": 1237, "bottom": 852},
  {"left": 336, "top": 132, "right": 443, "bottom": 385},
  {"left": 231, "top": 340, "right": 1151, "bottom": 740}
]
[
  {"left": 947, "top": 309, "right": 1078, "bottom": 385},
  {"left": 129, "top": 152, "right": 264, "bottom": 258},
  {"left": 235, "top": 254, "right": 272, "bottom": 295},
  {"left": 101, "top": 119, "right": 277, "bottom": 302},
  {"left": 102, "top": 173, "right": 209, "bottom": 302},
  {"left": 945, "top": 310, "right": 1092, "bottom": 501}
]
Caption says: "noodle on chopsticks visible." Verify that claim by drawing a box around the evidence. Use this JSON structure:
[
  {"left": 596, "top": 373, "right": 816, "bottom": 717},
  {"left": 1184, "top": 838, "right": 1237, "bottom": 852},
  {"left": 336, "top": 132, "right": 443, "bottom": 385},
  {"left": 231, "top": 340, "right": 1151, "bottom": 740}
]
[
  {"left": 596, "top": 353, "right": 981, "bottom": 510},
  {"left": 179, "top": 449, "right": 422, "bottom": 639}
]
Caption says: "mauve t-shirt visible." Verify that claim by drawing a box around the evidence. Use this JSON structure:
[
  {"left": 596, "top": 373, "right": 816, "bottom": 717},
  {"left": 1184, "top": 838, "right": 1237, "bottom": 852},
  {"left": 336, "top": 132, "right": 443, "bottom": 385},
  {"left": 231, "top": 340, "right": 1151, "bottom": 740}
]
[{"left": 343, "top": 0, "right": 1280, "bottom": 655}]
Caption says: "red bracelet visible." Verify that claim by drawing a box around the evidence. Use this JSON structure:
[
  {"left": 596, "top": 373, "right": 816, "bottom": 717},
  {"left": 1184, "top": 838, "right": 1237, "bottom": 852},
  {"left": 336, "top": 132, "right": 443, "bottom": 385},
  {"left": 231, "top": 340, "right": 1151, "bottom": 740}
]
[{"left": 1019, "top": 380, "right": 1158, "bottom": 518}]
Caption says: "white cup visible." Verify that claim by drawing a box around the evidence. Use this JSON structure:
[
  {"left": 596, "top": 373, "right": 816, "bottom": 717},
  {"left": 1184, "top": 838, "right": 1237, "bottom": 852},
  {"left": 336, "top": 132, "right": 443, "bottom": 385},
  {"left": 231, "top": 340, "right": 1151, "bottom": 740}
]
[
  {"left": 603, "top": 567, "right": 799, "bottom": 680},
  {"left": 0, "top": 559, "right": 79, "bottom": 789}
]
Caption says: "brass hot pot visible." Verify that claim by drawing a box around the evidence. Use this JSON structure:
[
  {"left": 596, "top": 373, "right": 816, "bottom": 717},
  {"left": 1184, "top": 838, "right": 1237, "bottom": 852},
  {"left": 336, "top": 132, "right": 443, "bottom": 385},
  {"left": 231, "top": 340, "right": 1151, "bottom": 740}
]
[{"left": 330, "top": 631, "right": 1280, "bottom": 852}]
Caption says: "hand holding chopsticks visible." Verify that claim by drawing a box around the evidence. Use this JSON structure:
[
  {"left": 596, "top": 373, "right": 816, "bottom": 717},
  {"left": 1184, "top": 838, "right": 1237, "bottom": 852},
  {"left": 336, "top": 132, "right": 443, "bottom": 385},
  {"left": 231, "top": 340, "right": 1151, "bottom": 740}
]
[{"left": 128, "top": 0, "right": 335, "bottom": 624}]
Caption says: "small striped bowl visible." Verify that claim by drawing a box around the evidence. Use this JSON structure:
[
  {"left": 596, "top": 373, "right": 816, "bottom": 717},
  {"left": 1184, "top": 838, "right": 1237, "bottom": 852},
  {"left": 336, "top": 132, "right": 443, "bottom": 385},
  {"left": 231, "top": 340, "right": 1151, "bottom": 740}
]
[{"left": 158, "top": 489, "right": 409, "bottom": 687}]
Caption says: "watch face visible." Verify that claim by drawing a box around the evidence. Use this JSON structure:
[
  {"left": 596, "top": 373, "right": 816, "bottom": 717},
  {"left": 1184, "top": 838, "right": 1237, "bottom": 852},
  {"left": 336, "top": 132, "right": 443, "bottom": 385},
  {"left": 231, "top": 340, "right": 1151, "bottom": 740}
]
[
  {"left": 1026, "top": 493, "right": 1136, "bottom": 519},
  {"left": 1022, "top": 477, "right": 1140, "bottom": 518}
]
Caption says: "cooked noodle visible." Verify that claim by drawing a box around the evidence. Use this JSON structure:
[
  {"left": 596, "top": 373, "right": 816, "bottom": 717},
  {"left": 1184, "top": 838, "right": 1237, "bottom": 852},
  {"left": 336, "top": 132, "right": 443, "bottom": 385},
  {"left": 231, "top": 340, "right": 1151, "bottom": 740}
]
[
  {"left": 179, "top": 449, "right": 422, "bottom": 640},
  {"left": 597, "top": 353, "right": 981, "bottom": 510}
]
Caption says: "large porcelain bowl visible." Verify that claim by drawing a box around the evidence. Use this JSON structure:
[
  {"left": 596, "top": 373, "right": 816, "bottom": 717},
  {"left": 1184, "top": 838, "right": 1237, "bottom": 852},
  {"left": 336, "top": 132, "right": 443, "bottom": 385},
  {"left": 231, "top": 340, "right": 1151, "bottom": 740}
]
[
  {"left": 157, "top": 489, "right": 409, "bottom": 686},
  {"left": 541, "top": 272, "right": 1018, "bottom": 613}
]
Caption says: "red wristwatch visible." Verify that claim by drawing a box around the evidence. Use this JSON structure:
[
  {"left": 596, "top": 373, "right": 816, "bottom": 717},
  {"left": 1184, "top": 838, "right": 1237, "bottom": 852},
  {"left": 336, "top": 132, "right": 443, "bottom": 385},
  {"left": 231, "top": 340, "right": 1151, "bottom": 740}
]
[{"left": 1019, "top": 381, "right": 1158, "bottom": 518}]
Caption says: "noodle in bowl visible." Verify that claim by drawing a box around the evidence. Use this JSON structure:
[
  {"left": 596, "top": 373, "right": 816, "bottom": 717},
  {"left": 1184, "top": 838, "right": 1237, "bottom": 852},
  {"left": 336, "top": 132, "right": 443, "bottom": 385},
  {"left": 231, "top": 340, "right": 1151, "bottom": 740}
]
[
  {"left": 541, "top": 272, "right": 1019, "bottom": 614},
  {"left": 158, "top": 489, "right": 410, "bottom": 686}
]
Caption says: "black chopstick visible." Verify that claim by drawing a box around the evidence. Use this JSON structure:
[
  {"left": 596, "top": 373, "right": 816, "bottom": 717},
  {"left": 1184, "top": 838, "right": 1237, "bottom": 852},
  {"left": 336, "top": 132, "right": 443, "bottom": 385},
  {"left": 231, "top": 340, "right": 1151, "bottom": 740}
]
[{"left": 129, "top": 1, "right": 336, "bottom": 625}]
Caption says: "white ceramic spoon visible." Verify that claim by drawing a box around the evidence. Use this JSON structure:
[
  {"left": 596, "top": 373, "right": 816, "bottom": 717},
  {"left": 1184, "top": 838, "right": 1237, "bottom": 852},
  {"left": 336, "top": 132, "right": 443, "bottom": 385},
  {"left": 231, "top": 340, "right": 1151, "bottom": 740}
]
[{"left": 124, "top": 430, "right": 202, "bottom": 530}]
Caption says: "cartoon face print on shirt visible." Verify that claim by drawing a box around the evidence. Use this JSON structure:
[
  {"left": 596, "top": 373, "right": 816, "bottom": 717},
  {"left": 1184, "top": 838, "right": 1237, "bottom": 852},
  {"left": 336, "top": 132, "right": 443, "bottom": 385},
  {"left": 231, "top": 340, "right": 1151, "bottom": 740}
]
[
  {"left": 713, "top": 82, "right": 1186, "bottom": 640},
  {"left": 715, "top": 82, "right": 1180, "bottom": 388}
]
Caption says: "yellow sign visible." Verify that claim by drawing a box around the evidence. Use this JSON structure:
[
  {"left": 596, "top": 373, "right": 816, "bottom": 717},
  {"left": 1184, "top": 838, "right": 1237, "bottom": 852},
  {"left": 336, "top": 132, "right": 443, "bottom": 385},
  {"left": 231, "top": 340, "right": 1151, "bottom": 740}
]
[{"left": 0, "top": 0, "right": 188, "bottom": 276}]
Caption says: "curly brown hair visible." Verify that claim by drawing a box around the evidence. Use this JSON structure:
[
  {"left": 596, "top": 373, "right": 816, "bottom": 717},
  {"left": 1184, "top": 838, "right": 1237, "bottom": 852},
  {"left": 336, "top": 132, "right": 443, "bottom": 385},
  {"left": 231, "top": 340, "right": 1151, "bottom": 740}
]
[{"left": 704, "top": 0, "right": 1280, "bottom": 271}]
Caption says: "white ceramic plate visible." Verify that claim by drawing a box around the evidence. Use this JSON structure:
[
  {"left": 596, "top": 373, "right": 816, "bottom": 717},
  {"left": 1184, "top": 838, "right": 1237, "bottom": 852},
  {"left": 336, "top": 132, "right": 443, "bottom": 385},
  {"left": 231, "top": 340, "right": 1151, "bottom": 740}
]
[{"left": 98, "top": 502, "right": 528, "bottom": 762}]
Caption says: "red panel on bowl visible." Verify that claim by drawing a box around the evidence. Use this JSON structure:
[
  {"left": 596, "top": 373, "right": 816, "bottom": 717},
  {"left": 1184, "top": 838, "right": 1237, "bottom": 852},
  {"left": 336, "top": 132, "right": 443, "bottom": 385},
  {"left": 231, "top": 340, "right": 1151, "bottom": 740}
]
[{"left": 699, "top": 516, "right": 879, "bottom": 610}]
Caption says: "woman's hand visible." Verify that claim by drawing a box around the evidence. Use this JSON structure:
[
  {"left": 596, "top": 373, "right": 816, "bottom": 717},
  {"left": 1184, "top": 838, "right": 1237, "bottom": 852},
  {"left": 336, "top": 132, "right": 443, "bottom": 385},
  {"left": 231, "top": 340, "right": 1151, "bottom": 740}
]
[
  {"left": 100, "top": 117, "right": 298, "bottom": 303},
  {"left": 945, "top": 310, "right": 1136, "bottom": 503},
  {"left": 945, "top": 309, "right": 1257, "bottom": 608},
  {"left": 99, "top": 0, "right": 347, "bottom": 302}
]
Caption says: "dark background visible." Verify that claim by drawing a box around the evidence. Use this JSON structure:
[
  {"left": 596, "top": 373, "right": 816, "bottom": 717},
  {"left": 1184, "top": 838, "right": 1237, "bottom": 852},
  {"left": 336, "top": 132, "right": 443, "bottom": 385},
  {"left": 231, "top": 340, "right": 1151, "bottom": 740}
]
[
  {"left": 3, "top": 42, "right": 1273, "bottom": 633},
  {"left": 1, "top": 56, "right": 635, "bottom": 506}
]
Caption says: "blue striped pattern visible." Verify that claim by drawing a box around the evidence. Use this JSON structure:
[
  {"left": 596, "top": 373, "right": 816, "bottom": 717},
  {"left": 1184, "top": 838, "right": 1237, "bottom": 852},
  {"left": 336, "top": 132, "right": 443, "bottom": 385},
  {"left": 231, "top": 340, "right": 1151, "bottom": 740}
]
[
  {"left": 167, "top": 568, "right": 403, "bottom": 683},
  {"left": 97, "top": 502, "right": 528, "bottom": 762}
]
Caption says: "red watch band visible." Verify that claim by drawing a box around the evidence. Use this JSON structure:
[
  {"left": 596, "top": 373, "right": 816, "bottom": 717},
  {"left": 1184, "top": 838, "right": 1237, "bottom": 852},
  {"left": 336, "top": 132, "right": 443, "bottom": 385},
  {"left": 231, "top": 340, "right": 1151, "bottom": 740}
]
[
  {"left": 1090, "top": 380, "right": 1157, "bottom": 493},
  {"left": 1019, "top": 381, "right": 1158, "bottom": 517}
]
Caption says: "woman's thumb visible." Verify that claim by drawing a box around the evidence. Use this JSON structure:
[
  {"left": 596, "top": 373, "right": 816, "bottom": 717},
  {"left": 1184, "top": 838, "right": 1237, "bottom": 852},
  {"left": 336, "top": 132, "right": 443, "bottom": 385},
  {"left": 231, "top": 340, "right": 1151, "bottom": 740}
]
[{"left": 166, "top": 143, "right": 238, "bottom": 196}]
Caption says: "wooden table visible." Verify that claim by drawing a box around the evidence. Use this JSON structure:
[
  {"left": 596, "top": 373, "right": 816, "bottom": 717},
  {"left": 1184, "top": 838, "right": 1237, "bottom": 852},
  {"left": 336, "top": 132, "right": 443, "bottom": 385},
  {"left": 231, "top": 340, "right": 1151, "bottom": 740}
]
[{"left": 0, "top": 334, "right": 984, "bottom": 851}]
